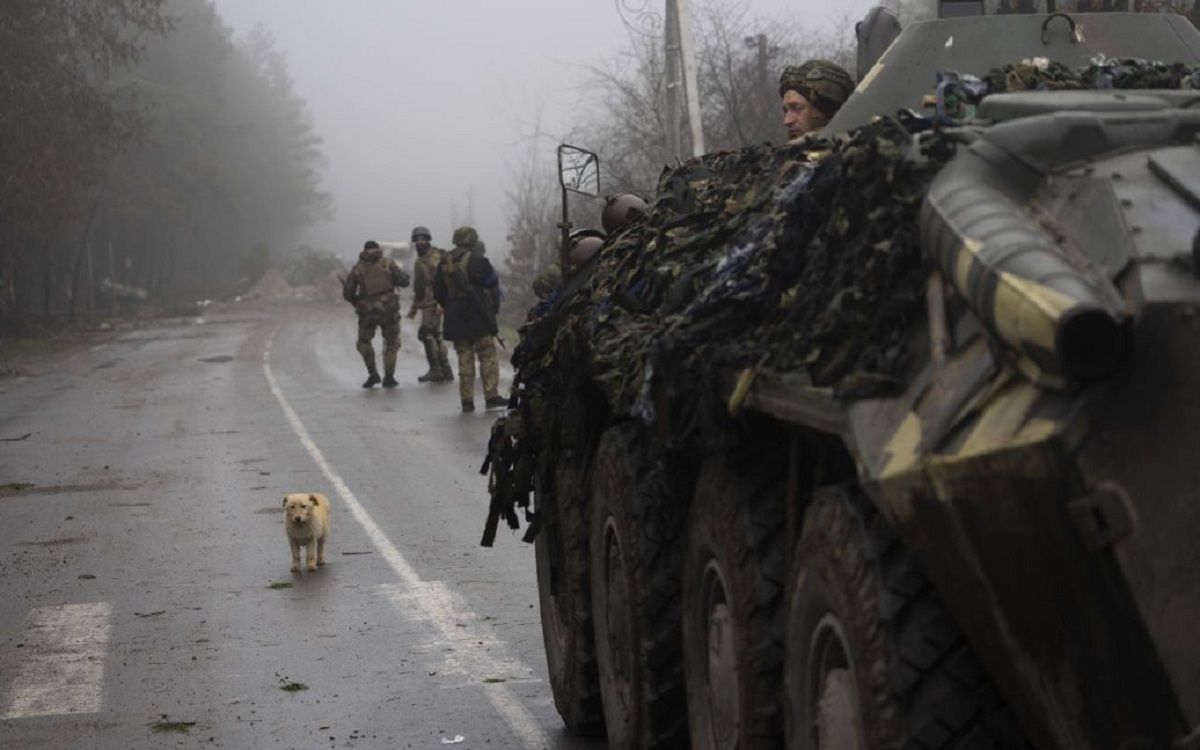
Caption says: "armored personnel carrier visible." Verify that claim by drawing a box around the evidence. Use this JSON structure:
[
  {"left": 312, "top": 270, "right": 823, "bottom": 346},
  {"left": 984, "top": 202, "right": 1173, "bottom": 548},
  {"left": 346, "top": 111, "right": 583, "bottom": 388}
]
[{"left": 484, "top": 5, "right": 1200, "bottom": 747}]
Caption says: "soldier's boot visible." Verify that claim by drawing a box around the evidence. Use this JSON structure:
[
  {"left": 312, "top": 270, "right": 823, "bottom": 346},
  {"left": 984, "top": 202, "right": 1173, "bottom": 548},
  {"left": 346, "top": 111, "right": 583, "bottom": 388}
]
[
  {"left": 382, "top": 350, "right": 399, "bottom": 388},
  {"left": 358, "top": 343, "right": 380, "bottom": 388},
  {"left": 485, "top": 395, "right": 508, "bottom": 410},
  {"left": 417, "top": 338, "right": 439, "bottom": 382},
  {"left": 436, "top": 346, "right": 454, "bottom": 382},
  {"left": 461, "top": 400, "right": 475, "bottom": 413}
]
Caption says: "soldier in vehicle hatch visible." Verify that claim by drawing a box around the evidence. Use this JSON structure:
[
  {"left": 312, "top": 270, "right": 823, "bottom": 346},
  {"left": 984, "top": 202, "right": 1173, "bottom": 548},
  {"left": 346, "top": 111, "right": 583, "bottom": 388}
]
[
  {"left": 343, "top": 240, "right": 410, "bottom": 388},
  {"left": 779, "top": 59, "right": 855, "bottom": 141},
  {"left": 406, "top": 226, "right": 453, "bottom": 383},
  {"left": 432, "top": 226, "right": 506, "bottom": 412}
]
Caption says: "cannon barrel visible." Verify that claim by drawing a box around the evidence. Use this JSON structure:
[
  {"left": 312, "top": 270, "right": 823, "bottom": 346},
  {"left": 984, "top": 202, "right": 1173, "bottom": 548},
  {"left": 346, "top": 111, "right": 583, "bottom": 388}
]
[{"left": 920, "top": 130, "right": 1126, "bottom": 380}]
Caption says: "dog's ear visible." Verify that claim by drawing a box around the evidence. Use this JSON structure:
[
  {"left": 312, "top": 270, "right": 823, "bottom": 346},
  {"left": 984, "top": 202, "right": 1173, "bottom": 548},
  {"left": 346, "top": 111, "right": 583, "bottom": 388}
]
[
  {"left": 309, "top": 494, "right": 319, "bottom": 506},
  {"left": 282, "top": 495, "right": 289, "bottom": 508}
]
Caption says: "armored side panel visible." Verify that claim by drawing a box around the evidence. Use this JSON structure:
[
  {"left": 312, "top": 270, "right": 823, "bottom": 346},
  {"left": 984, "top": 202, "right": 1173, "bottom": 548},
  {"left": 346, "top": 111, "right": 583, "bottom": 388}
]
[
  {"left": 862, "top": 108, "right": 1200, "bottom": 747},
  {"left": 831, "top": 12, "right": 1200, "bottom": 133}
]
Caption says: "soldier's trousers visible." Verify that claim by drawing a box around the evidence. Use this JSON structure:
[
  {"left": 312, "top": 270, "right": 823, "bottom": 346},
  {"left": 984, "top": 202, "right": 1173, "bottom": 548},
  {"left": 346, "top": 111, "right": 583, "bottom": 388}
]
[
  {"left": 357, "top": 315, "right": 400, "bottom": 373},
  {"left": 453, "top": 336, "right": 499, "bottom": 402},
  {"left": 417, "top": 306, "right": 451, "bottom": 374}
]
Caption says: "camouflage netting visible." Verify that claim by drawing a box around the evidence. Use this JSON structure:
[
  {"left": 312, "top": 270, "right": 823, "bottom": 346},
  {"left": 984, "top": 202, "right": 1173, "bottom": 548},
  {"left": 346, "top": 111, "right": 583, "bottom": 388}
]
[
  {"left": 481, "top": 57, "right": 1200, "bottom": 545},
  {"left": 540, "top": 118, "right": 945, "bottom": 420},
  {"left": 986, "top": 55, "right": 1200, "bottom": 91}
]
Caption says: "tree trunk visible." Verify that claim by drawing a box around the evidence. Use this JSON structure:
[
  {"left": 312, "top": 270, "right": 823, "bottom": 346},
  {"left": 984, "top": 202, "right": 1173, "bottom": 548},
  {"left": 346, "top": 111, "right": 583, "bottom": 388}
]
[
  {"left": 41, "top": 239, "right": 53, "bottom": 323},
  {"left": 68, "top": 188, "right": 104, "bottom": 324}
]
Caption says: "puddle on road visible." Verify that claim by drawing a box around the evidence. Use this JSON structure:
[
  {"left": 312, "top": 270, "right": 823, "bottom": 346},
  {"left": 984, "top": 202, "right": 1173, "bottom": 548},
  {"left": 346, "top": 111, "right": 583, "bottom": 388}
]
[{"left": 198, "top": 355, "right": 234, "bottom": 363}]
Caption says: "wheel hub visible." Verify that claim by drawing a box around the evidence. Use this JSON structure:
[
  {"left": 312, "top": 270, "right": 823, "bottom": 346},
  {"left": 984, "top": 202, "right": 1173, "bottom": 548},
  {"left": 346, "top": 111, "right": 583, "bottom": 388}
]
[
  {"left": 808, "top": 614, "right": 864, "bottom": 749},
  {"left": 702, "top": 560, "right": 739, "bottom": 749},
  {"left": 602, "top": 519, "right": 635, "bottom": 727}
]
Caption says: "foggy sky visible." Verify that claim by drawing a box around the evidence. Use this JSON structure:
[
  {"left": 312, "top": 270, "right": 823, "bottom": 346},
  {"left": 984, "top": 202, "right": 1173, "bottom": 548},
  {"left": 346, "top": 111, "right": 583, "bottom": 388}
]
[{"left": 208, "top": 0, "right": 883, "bottom": 262}]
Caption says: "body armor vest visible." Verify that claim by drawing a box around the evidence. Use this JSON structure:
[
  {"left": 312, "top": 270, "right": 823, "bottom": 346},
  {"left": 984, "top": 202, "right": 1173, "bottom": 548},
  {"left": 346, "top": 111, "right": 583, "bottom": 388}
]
[{"left": 360, "top": 259, "right": 393, "bottom": 296}]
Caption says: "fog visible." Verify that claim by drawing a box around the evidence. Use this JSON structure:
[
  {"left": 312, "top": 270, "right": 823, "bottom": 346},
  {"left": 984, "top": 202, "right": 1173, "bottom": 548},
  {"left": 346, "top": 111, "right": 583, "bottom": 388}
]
[{"left": 209, "top": 0, "right": 884, "bottom": 261}]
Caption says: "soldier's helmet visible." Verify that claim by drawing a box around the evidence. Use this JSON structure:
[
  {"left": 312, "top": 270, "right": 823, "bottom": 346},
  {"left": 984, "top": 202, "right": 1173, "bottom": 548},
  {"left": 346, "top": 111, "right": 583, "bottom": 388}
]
[
  {"left": 361, "top": 240, "right": 382, "bottom": 260},
  {"left": 779, "top": 59, "right": 855, "bottom": 118},
  {"left": 411, "top": 226, "right": 432, "bottom": 242},
  {"left": 568, "top": 229, "right": 607, "bottom": 267},
  {"left": 601, "top": 193, "right": 649, "bottom": 235},
  {"left": 452, "top": 226, "right": 479, "bottom": 247}
]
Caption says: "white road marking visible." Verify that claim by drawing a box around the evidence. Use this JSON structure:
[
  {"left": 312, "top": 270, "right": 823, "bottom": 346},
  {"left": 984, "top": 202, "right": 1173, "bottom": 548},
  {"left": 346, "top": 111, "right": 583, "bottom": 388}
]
[
  {"left": 0, "top": 603, "right": 114, "bottom": 719},
  {"left": 262, "top": 326, "right": 550, "bottom": 749}
]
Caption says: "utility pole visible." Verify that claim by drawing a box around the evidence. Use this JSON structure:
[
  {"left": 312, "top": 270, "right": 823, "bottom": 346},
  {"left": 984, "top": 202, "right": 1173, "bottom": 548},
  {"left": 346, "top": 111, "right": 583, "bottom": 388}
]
[
  {"left": 755, "top": 34, "right": 769, "bottom": 90},
  {"left": 664, "top": 0, "right": 681, "bottom": 161},
  {"left": 664, "top": 0, "right": 705, "bottom": 159},
  {"left": 676, "top": 0, "right": 705, "bottom": 157}
]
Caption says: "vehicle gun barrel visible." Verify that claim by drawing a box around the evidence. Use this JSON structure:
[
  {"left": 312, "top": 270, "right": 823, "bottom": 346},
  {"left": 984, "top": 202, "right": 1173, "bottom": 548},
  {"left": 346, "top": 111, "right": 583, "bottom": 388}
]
[{"left": 920, "top": 141, "right": 1126, "bottom": 380}]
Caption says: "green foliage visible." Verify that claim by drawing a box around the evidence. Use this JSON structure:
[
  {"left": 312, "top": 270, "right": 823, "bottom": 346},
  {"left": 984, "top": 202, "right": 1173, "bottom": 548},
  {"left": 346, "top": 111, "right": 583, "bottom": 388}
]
[
  {"left": 242, "top": 242, "right": 272, "bottom": 285},
  {"left": 1, "top": 0, "right": 329, "bottom": 324},
  {"left": 283, "top": 245, "right": 345, "bottom": 288}
]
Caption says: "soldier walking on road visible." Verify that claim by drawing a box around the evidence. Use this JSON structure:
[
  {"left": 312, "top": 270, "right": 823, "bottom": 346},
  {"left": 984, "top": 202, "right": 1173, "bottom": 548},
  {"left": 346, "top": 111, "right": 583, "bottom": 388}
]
[
  {"left": 343, "top": 240, "right": 410, "bottom": 388},
  {"left": 433, "top": 226, "right": 506, "bottom": 413},
  {"left": 406, "top": 226, "right": 453, "bottom": 383}
]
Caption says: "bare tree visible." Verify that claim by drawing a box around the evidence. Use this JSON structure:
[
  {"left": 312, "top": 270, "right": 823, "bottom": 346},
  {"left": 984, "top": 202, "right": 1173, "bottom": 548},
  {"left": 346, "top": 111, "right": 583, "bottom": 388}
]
[
  {"left": 567, "top": 0, "right": 859, "bottom": 193},
  {"left": 501, "top": 113, "right": 563, "bottom": 324}
]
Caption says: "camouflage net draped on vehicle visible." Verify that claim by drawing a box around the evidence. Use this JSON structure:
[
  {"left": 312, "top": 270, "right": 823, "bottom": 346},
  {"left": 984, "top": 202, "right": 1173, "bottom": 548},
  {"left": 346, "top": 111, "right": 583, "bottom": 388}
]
[{"left": 481, "top": 58, "right": 1200, "bottom": 546}]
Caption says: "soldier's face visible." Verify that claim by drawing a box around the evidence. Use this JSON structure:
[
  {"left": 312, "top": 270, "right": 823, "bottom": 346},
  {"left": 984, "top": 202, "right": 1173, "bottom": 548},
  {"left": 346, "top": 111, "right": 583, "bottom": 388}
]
[
  {"left": 415, "top": 238, "right": 430, "bottom": 253},
  {"left": 782, "top": 90, "right": 828, "bottom": 140}
]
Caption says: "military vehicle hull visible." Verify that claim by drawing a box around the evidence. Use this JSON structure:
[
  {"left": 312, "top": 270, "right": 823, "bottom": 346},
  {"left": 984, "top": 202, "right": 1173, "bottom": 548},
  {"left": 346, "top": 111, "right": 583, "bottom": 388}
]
[{"left": 486, "top": 11, "right": 1200, "bottom": 749}]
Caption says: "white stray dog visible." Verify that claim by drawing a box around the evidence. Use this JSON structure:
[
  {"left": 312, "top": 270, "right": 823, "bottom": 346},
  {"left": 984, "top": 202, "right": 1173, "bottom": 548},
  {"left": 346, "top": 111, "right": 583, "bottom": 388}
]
[{"left": 282, "top": 493, "right": 330, "bottom": 572}]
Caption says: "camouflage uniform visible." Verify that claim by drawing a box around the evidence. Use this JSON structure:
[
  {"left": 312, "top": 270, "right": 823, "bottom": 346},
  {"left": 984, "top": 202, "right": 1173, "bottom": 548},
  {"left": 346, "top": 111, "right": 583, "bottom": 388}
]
[
  {"left": 409, "top": 244, "right": 453, "bottom": 382},
  {"left": 343, "top": 243, "right": 410, "bottom": 387},
  {"left": 432, "top": 227, "right": 505, "bottom": 411}
]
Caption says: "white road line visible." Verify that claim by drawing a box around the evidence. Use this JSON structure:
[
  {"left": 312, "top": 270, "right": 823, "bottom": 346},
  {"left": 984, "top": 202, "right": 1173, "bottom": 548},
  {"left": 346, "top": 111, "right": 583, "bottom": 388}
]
[
  {"left": 262, "top": 325, "right": 550, "bottom": 749},
  {"left": 0, "top": 603, "right": 114, "bottom": 720}
]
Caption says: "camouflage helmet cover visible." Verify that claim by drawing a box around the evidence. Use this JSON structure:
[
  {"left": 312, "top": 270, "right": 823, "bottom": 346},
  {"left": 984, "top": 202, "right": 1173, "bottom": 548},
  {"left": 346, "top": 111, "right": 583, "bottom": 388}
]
[
  {"left": 779, "top": 59, "right": 855, "bottom": 118},
  {"left": 452, "top": 226, "right": 479, "bottom": 247},
  {"left": 411, "top": 225, "right": 432, "bottom": 241}
]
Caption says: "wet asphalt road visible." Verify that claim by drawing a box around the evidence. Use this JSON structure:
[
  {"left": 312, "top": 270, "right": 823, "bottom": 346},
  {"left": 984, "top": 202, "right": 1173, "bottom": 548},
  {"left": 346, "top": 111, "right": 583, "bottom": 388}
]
[{"left": 0, "top": 302, "right": 599, "bottom": 750}]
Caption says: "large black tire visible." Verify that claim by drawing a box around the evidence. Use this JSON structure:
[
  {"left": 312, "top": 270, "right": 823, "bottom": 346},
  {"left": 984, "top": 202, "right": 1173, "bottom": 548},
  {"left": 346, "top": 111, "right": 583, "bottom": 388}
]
[
  {"left": 683, "top": 457, "right": 788, "bottom": 749},
  {"left": 535, "top": 441, "right": 605, "bottom": 735},
  {"left": 785, "top": 485, "right": 1024, "bottom": 749},
  {"left": 588, "top": 426, "right": 689, "bottom": 748}
]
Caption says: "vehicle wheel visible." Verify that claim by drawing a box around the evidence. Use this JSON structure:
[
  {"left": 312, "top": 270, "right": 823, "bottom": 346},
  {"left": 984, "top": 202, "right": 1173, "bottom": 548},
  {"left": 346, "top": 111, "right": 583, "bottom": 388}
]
[
  {"left": 785, "top": 485, "right": 1024, "bottom": 749},
  {"left": 589, "top": 425, "right": 689, "bottom": 748},
  {"left": 535, "top": 450, "right": 605, "bottom": 735},
  {"left": 683, "top": 457, "right": 788, "bottom": 749}
]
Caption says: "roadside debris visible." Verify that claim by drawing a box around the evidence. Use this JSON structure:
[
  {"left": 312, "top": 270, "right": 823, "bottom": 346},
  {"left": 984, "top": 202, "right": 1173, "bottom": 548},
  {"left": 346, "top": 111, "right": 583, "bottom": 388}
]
[{"left": 148, "top": 716, "right": 196, "bottom": 734}]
